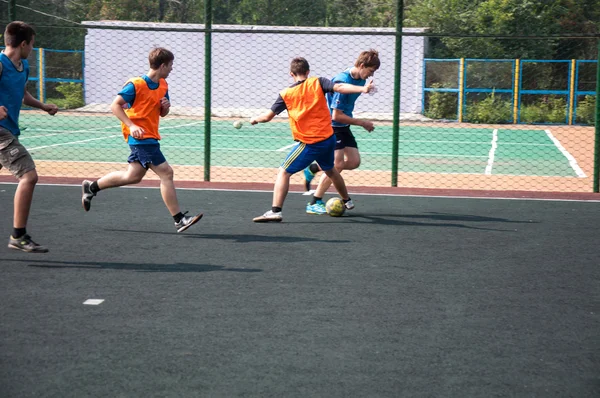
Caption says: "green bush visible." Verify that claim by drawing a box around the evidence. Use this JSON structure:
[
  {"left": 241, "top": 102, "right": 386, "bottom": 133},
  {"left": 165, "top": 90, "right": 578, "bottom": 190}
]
[
  {"left": 576, "top": 95, "right": 596, "bottom": 125},
  {"left": 47, "top": 82, "right": 84, "bottom": 109},
  {"left": 465, "top": 92, "right": 512, "bottom": 124},
  {"left": 425, "top": 83, "right": 457, "bottom": 120},
  {"left": 520, "top": 97, "right": 567, "bottom": 124}
]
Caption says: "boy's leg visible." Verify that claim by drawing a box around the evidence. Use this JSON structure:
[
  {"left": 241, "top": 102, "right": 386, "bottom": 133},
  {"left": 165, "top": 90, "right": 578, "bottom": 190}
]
[
  {"left": 150, "top": 160, "right": 203, "bottom": 232},
  {"left": 254, "top": 141, "right": 313, "bottom": 222},
  {"left": 323, "top": 167, "right": 350, "bottom": 201},
  {"left": 0, "top": 134, "right": 48, "bottom": 253},
  {"left": 314, "top": 147, "right": 361, "bottom": 197},
  {"left": 82, "top": 162, "right": 147, "bottom": 211},
  {"left": 97, "top": 162, "right": 147, "bottom": 189},
  {"left": 13, "top": 169, "right": 38, "bottom": 231},
  {"left": 272, "top": 167, "right": 292, "bottom": 208},
  {"left": 149, "top": 161, "right": 180, "bottom": 215}
]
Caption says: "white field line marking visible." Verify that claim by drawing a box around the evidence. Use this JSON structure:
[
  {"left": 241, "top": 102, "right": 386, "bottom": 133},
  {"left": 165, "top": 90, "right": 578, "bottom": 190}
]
[
  {"left": 22, "top": 125, "right": 121, "bottom": 134},
  {"left": 545, "top": 129, "right": 586, "bottom": 178},
  {"left": 28, "top": 135, "right": 120, "bottom": 151},
  {"left": 83, "top": 299, "right": 104, "bottom": 305},
  {"left": 276, "top": 143, "right": 296, "bottom": 152},
  {"left": 485, "top": 129, "right": 499, "bottom": 175}
]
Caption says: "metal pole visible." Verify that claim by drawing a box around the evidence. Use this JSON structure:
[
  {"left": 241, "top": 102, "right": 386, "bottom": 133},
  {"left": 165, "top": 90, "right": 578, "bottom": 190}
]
[
  {"left": 8, "top": 0, "right": 16, "bottom": 21},
  {"left": 593, "top": 40, "right": 600, "bottom": 192},
  {"left": 391, "top": 0, "right": 403, "bottom": 187},
  {"left": 204, "top": 0, "right": 212, "bottom": 182}
]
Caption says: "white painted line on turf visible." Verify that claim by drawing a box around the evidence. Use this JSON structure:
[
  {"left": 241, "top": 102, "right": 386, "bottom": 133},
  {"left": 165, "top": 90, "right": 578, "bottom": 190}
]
[
  {"left": 485, "top": 129, "right": 498, "bottom": 175},
  {"left": 544, "top": 129, "right": 586, "bottom": 178},
  {"left": 28, "top": 135, "right": 120, "bottom": 151},
  {"left": 276, "top": 143, "right": 296, "bottom": 152},
  {"left": 83, "top": 299, "right": 104, "bottom": 305}
]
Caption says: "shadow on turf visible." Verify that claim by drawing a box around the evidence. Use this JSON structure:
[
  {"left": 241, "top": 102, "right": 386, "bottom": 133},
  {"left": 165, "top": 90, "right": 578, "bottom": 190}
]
[
  {"left": 11, "top": 259, "right": 262, "bottom": 273},
  {"left": 104, "top": 229, "right": 350, "bottom": 243},
  {"left": 296, "top": 211, "right": 533, "bottom": 231}
]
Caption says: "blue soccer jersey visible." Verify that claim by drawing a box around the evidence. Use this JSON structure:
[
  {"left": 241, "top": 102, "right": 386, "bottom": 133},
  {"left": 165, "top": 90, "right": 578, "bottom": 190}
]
[
  {"left": 0, "top": 53, "right": 30, "bottom": 136},
  {"left": 326, "top": 68, "right": 365, "bottom": 128}
]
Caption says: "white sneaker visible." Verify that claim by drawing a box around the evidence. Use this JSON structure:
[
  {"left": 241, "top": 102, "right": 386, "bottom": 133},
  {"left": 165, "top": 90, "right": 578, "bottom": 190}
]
[
  {"left": 253, "top": 210, "right": 283, "bottom": 222},
  {"left": 344, "top": 199, "right": 355, "bottom": 210}
]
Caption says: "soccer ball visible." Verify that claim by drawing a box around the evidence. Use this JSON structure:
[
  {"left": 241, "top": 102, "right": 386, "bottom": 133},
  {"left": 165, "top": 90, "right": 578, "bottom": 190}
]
[{"left": 325, "top": 197, "right": 346, "bottom": 217}]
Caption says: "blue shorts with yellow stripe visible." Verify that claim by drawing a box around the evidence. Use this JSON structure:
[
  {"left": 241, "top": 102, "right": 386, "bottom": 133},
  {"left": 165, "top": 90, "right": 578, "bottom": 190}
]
[{"left": 281, "top": 135, "right": 336, "bottom": 174}]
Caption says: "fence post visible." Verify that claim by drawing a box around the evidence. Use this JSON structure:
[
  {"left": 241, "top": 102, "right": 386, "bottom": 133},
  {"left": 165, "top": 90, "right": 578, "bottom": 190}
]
[
  {"left": 593, "top": 41, "right": 600, "bottom": 193},
  {"left": 204, "top": 0, "right": 212, "bottom": 182},
  {"left": 8, "top": 0, "right": 16, "bottom": 20},
  {"left": 391, "top": 0, "right": 403, "bottom": 187},
  {"left": 38, "top": 48, "right": 45, "bottom": 103},
  {"left": 513, "top": 59, "right": 520, "bottom": 124},
  {"left": 458, "top": 58, "right": 465, "bottom": 122},
  {"left": 568, "top": 59, "right": 576, "bottom": 125}
]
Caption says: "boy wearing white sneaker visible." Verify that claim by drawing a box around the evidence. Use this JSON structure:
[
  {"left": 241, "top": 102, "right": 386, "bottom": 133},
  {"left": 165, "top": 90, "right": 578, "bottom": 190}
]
[{"left": 250, "top": 57, "right": 373, "bottom": 222}]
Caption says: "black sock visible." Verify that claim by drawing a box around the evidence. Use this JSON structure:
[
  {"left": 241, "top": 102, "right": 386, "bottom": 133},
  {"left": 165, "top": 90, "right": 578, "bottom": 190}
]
[
  {"left": 13, "top": 227, "right": 26, "bottom": 239},
  {"left": 272, "top": 206, "right": 282, "bottom": 213},
  {"left": 343, "top": 197, "right": 351, "bottom": 203},
  {"left": 173, "top": 212, "right": 184, "bottom": 223},
  {"left": 90, "top": 181, "right": 100, "bottom": 193},
  {"left": 309, "top": 163, "right": 320, "bottom": 174},
  {"left": 310, "top": 196, "right": 322, "bottom": 205}
]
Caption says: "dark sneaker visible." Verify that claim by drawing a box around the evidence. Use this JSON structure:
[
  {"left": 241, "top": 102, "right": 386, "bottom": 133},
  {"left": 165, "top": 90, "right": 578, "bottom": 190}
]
[
  {"left": 253, "top": 210, "right": 283, "bottom": 222},
  {"left": 303, "top": 167, "right": 315, "bottom": 192},
  {"left": 82, "top": 180, "right": 96, "bottom": 211},
  {"left": 175, "top": 211, "right": 203, "bottom": 233},
  {"left": 8, "top": 235, "right": 49, "bottom": 253}
]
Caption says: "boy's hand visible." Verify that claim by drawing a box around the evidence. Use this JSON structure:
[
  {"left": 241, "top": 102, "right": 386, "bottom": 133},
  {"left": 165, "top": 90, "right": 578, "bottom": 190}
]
[
  {"left": 250, "top": 118, "right": 258, "bottom": 125},
  {"left": 129, "top": 124, "right": 146, "bottom": 139},
  {"left": 43, "top": 103, "right": 58, "bottom": 115},
  {"left": 0, "top": 106, "right": 7, "bottom": 120},
  {"left": 363, "top": 79, "right": 375, "bottom": 94},
  {"left": 361, "top": 120, "right": 375, "bottom": 132},
  {"left": 160, "top": 97, "right": 170, "bottom": 112}
]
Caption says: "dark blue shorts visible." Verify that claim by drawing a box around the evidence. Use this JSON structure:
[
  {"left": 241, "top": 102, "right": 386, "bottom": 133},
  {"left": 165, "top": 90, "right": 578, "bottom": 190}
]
[
  {"left": 281, "top": 135, "right": 336, "bottom": 174},
  {"left": 333, "top": 125, "right": 358, "bottom": 150},
  {"left": 127, "top": 144, "right": 166, "bottom": 169}
]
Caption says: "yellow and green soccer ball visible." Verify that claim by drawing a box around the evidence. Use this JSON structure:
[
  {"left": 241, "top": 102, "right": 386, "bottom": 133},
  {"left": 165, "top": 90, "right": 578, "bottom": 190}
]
[{"left": 326, "top": 197, "right": 346, "bottom": 217}]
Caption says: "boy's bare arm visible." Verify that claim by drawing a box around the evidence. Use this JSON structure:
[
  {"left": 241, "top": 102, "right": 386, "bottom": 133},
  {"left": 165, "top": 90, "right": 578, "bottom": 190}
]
[
  {"left": 111, "top": 95, "right": 146, "bottom": 138},
  {"left": 23, "top": 91, "right": 58, "bottom": 115},
  {"left": 250, "top": 110, "right": 276, "bottom": 125},
  {"left": 333, "top": 79, "right": 374, "bottom": 95}
]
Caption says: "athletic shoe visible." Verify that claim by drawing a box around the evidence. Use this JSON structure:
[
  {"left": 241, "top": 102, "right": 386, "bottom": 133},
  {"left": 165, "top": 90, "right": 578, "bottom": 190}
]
[
  {"left": 253, "top": 210, "right": 283, "bottom": 222},
  {"left": 306, "top": 200, "right": 327, "bottom": 215},
  {"left": 303, "top": 167, "right": 315, "bottom": 192},
  {"left": 8, "top": 235, "right": 49, "bottom": 253},
  {"left": 175, "top": 211, "right": 203, "bottom": 232},
  {"left": 344, "top": 199, "right": 355, "bottom": 210},
  {"left": 81, "top": 180, "right": 96, "bottom": 211}
]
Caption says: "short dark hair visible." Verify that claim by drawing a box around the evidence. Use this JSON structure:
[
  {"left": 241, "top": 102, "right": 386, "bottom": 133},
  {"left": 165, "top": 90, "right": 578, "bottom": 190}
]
[
  {"left": 290, "top": 57, "right": 310, "bottom": 76},
  {"left": 355, "top": 49, "right": 381, "bottom": 70},
  {"left": 148, "top": 47, "right": 174, "bottom": 69},
  {"left": 3, "top": 21, "right": 36, "bottom": 48}
]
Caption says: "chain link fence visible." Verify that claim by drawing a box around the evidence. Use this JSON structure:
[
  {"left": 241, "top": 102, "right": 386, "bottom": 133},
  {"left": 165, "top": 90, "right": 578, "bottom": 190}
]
[{"left": 3, "top": 22, "right": 599, "bottom": 193}]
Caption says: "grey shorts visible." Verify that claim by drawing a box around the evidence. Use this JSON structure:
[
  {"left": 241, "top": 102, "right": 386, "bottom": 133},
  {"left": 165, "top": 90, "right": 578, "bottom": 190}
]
[{"left": 0, "top": 127, "right": 36, "bottom": 179}]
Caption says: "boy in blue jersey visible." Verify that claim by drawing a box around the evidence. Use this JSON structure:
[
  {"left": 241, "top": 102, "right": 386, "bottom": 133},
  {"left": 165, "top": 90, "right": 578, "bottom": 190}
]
[
  {"left": 80, "top": 48, "right": 202, "bottom": 233},
  {"left": 1, "top": 22, "right": 59, "bottom": 253},
  {"left": 305, "top": 50, "right": 380, "bottom": 214}
]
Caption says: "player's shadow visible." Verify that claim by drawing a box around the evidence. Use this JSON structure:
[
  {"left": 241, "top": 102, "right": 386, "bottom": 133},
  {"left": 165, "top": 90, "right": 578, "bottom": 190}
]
[
  {"left": 296, "top": 212, "right": 532, "bottom": 231},
  {"left": 12, "top": 259, "right": 262, "bottom": 273},
  {"left": 105, "top": 229, "right": 350, "bottom": 243}
]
